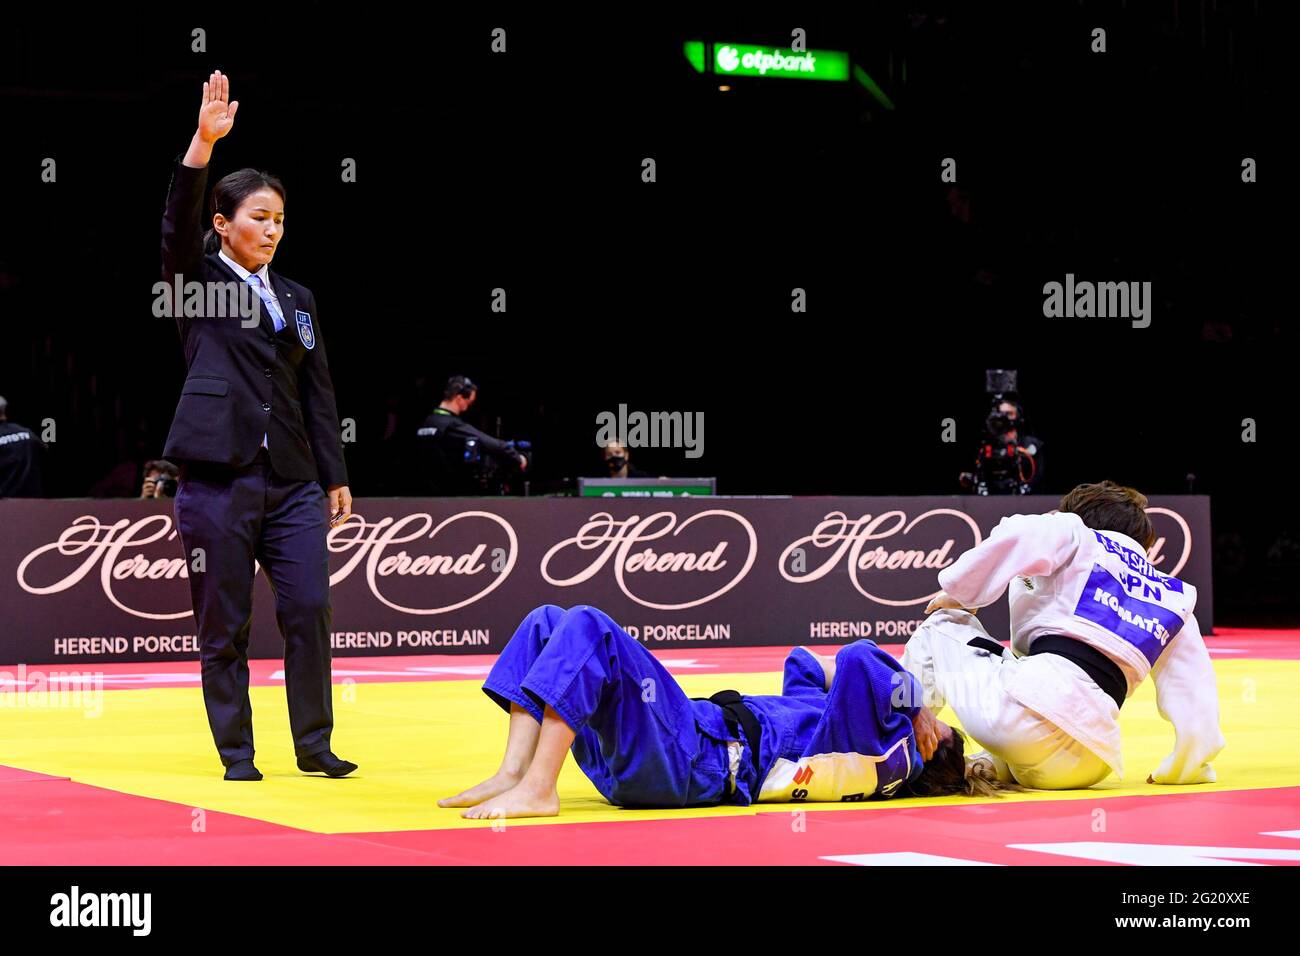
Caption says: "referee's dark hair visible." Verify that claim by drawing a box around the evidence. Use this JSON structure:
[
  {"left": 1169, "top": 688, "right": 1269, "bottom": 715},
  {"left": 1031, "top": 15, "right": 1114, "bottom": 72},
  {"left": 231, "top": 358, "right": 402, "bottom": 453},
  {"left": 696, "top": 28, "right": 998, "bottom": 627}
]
[{"left": 443, "top": 375, "right": 477, "bottom": 401}]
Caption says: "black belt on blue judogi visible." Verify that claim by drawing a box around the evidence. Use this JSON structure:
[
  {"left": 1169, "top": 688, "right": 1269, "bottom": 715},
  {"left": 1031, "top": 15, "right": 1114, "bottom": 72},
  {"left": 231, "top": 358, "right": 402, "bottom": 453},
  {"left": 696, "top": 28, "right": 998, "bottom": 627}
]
[
  {"left": 1025, "top": 634, "right": 1127, "bottom": 711},
  {"left": 693, "top": 690, "right": 763, "bottom": 777}
]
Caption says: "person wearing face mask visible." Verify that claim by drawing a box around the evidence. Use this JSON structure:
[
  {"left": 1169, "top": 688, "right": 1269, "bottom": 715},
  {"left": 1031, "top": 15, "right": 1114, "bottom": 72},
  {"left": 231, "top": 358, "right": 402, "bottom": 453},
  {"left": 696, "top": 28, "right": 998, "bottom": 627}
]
[
  {"left": 161, "top": 70, "right": 356, "bottom": 782},
  {"left": 599, "top": 441, "right": 649, "bottom": 480}
]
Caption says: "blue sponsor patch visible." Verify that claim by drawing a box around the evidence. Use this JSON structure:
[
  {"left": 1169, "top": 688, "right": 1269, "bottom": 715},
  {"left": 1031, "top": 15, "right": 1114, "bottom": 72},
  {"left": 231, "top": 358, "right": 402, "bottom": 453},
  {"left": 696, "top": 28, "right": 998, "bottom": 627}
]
[
  {"left": 1073, "top": 564, "right": 1186, "bottom": 665},
  {"left": 295, "top": 310, "right": 316, "bottom": 350}
]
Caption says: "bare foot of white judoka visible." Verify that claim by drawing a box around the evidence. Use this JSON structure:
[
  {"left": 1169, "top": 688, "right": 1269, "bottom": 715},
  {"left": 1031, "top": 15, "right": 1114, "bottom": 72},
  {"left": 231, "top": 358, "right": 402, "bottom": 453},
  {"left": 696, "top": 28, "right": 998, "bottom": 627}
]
[{"left": 461, "top": 780, "right": 560, "bottom": 820}]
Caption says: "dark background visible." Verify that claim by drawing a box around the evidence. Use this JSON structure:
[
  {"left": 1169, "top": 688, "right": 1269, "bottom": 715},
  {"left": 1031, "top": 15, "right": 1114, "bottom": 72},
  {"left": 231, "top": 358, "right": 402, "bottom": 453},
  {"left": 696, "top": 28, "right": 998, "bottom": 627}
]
[{"left": 0, "top": 2, "right": 1293, "bottom": 623}]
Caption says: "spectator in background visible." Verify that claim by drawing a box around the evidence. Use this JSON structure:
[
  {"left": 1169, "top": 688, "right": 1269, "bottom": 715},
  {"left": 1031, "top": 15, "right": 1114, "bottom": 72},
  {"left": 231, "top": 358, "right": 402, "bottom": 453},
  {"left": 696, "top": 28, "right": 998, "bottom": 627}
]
[
  {"left": 0, "top": 394, "right": 44, "bottom": 497},
  {"left": 141, "top": 459, "right": 180, "bottom": 499}
]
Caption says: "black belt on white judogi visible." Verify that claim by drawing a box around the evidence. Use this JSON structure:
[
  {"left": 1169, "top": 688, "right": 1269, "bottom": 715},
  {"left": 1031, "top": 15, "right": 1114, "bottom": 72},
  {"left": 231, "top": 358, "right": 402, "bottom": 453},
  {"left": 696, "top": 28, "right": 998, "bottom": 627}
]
[{"left": 973, "top": 633, "right": 1127, "bottom": 711}]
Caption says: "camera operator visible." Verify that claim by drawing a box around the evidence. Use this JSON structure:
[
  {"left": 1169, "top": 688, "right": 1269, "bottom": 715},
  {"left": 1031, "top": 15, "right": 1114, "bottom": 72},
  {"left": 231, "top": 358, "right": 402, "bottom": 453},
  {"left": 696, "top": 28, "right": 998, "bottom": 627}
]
[
  {"left": 959, "top": 371, "right": 1044, "bottom": 495},
  {"left": 416, "top": 375, "right": 528, "bottom": 495},
  {"left": 141, "top": 459, "right": 181, "bottom": 499}
]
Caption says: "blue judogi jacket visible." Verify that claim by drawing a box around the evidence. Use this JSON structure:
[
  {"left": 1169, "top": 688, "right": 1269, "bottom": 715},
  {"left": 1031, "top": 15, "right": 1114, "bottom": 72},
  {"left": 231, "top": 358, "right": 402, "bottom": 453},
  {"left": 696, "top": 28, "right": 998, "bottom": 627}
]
[{"left": 692, "top": 641, "right": 926, "bottom": 805}]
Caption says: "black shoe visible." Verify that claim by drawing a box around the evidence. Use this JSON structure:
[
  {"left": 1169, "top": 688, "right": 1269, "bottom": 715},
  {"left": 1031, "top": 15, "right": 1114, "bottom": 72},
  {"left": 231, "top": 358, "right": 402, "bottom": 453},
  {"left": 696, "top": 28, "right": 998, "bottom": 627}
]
[
  {"left": 297, "top": 750, "right": 357, "bottom": 777},
  {"left": 224, "top": 759, "right": 263, "bottom": 781}
]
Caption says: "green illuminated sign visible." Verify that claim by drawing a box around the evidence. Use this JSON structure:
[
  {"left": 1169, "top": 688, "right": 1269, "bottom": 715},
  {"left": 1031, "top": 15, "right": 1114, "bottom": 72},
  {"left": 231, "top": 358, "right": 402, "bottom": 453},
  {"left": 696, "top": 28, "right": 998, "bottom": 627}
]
[
  {"left": 583, "top": 485, "right": 712, "bottom": 498},
  {"left": 712, "top": 43, "right": 849, "bottom": 82},
  {"left": 579, "top": 477, "right": 716, "bottom": 497}
]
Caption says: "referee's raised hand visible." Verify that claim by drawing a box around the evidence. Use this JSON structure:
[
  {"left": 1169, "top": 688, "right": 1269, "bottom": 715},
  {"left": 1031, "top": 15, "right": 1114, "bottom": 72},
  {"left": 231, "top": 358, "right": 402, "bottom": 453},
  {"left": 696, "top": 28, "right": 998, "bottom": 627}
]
[
  {"left": 197, "top": 69, "right": 239, "bottom": 143},
  {"left": 184, "top": 70, "right": 238, "bottom": 168}
]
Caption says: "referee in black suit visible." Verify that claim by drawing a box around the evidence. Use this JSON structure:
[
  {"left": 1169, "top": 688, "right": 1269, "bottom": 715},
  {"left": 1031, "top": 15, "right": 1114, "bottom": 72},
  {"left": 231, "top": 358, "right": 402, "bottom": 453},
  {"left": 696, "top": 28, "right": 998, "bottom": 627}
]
[{"left": 162, "top": 70, "right": 355, "bottom": 780}]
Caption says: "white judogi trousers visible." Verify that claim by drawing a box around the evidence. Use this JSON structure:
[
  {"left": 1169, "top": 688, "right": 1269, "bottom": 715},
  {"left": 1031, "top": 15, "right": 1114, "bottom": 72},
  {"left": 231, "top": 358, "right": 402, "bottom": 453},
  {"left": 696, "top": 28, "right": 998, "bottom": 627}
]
[{"left": 901, "top": 609, "right": 1116, "bottom": 790}]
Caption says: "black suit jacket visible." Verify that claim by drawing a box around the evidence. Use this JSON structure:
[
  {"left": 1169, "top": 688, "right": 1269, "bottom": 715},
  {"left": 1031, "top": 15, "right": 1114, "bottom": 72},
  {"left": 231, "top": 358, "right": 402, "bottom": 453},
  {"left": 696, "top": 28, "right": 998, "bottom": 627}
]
[{"left": 160, "top": 158, "right": 348, "bottom": 489}]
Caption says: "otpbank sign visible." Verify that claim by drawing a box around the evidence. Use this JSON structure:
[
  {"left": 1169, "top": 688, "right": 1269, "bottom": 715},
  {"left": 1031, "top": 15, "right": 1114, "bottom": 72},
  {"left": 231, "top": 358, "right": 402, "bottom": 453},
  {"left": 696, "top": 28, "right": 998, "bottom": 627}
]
[{"left": 713, "top": 43, "right": 849, "bottom": 81}]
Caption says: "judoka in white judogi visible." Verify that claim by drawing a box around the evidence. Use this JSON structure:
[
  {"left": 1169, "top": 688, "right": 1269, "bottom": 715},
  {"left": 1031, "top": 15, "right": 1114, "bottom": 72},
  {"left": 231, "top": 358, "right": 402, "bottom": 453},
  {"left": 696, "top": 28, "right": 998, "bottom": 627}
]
[{"left": 900, "top": 510, "right": 1225, "bottom": 789}]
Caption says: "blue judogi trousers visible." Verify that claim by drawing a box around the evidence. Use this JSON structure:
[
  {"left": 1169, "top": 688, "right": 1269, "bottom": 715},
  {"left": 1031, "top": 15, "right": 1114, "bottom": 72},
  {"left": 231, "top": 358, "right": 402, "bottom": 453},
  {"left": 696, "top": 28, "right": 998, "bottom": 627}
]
[
  {"left": 482, "top": 604, "right": 734, "bottom": 808},
  {"left": 483, "top": 604, "right": 925, "bottom": 806}
]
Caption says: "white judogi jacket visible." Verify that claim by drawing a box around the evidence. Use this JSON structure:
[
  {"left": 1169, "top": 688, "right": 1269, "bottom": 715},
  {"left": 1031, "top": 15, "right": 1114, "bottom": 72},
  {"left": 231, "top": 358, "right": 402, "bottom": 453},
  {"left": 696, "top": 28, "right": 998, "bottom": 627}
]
[{"left": 937, "top": 510, "right": 1225, "bottom": 785}]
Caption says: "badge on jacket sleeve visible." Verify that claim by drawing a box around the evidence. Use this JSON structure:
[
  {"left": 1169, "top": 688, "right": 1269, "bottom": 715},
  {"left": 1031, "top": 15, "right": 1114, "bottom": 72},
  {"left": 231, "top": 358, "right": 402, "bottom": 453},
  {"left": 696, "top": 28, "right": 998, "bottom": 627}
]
[{"left": 295, "top": 310, "right": 316, "bottom": 349}]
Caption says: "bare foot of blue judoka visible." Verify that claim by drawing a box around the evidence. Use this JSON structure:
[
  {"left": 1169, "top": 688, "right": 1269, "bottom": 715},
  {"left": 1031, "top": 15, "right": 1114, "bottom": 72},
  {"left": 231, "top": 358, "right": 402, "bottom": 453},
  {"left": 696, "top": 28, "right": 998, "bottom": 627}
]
[{"left": 438, "top": 769, "right": 523, "bottom": 808}]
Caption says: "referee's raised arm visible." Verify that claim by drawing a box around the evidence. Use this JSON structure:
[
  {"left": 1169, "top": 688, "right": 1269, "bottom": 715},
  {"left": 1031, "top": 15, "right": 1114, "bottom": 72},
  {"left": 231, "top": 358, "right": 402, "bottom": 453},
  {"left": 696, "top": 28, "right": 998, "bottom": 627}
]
[{"left": 162, "top": 70, "right": 238, "bottom": 285}]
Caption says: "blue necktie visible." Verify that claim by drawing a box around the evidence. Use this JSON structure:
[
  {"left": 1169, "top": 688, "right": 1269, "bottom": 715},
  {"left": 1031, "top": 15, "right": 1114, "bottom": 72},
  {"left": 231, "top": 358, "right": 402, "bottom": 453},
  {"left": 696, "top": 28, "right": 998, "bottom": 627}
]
[{"left": 246, "top": 274, "right": 285, "bottom": 331}]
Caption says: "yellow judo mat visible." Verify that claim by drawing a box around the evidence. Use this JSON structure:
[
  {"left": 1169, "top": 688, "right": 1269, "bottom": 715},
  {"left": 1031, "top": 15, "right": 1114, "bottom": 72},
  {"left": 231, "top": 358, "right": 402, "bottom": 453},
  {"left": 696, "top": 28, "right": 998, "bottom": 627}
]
[{"left": 1, "top": 658, "right": 1297, "bottom": 834}]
